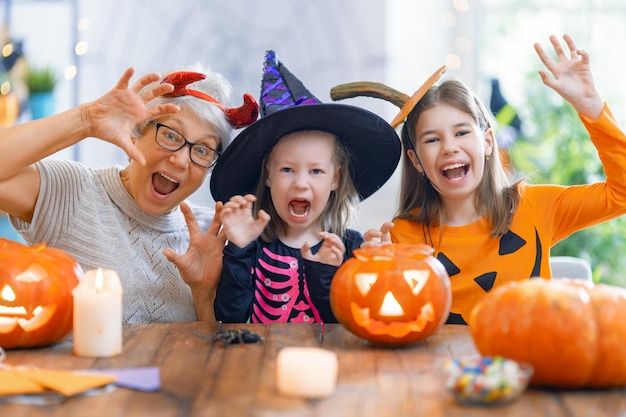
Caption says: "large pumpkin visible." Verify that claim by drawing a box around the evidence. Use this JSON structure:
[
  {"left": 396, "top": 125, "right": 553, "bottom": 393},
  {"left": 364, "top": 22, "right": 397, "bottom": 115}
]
[
  {"left": 330, "top": 244, "right": 451, "bottom": 346},
  {"left": 0, "top": 238, "right": 82, "bottom": 348},
  {"left": 469, "top": 278, "right": 626, "bottom": 388}
]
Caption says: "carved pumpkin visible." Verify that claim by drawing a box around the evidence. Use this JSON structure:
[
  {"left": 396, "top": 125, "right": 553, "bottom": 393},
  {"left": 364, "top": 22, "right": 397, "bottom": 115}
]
[
  {"left": 469, "top": 278, "right": 626, "bottom": 388},
  {"left": 330, "top": 244, "right": 452, "bottom": 346},
  {"left": 0, "top": 238, "right": 82, "bottom": 348}
]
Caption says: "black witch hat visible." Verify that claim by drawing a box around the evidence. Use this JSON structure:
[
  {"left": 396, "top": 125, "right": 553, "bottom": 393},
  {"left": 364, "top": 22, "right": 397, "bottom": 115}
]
[{"left": 210, "top": 50, "right": 401, "bottom": 203}]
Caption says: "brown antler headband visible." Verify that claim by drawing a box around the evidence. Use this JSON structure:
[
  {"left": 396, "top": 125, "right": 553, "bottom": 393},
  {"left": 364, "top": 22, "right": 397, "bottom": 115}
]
[{"left": 330, "top": 65, "right": 446, "bottom": 128}]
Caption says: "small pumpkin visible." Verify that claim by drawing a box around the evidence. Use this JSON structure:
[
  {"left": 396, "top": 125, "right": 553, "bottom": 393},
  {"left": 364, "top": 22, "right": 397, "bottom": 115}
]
[
  {"left": 0, "top": 238, "right": 82, "bottom": 348},
  {"left": 469, "top": 278, "right": 626, "bottom": 388},
  {"left": 330, "top": 244, "right": 451, "bottom": 346}
]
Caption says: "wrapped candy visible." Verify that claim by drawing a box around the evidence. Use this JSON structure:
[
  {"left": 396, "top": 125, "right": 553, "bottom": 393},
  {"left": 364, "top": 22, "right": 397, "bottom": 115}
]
[{"left": 441, "top": 356, "right": 533, "bottom": 405}]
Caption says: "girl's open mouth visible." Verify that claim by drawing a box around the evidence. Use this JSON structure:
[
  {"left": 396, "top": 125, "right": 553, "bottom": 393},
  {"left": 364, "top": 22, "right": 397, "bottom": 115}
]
[
  {"left": 442, "top": 163, "right": 469, "bottom": 180},
  {"left": 289, "top": 199, "right": 311, "bottom": 217}
]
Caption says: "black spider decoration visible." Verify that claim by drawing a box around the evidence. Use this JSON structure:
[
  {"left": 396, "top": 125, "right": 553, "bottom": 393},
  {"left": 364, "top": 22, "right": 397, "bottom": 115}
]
[{"left": 210, "top": 329, "right": 262, "bottom": 346}]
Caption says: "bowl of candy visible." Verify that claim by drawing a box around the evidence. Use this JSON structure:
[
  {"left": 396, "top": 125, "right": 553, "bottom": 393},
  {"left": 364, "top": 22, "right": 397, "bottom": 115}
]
[{"left": 441, "top": 355, "right": 533, "bottom": 405}]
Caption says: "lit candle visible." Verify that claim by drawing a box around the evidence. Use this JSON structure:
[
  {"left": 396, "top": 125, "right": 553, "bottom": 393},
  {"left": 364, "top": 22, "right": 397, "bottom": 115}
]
[
  {"left": 276, "top": 347, "right": 338, "bottom": 398},
  {"left": 72, "top": 268, "right": 123, "bottom": 357}
]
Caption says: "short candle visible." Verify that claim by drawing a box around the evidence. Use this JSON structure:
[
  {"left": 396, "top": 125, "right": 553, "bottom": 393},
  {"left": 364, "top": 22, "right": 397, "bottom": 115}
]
[
  {"left": 72, "top": 268, "right": 123, "bottom": 357},
  {"left": 276, "top": 347, "right": 338, "bottom": 398}
]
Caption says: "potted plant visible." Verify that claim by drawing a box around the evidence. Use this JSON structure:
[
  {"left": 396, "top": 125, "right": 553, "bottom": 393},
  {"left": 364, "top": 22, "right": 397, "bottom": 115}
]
[{"left": 23, "top": 65, "right": 57, "bottom": 119}]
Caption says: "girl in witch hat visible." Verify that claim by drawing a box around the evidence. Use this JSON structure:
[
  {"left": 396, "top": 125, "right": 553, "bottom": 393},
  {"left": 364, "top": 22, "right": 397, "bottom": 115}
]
[
  {"left": 331, "top": 34, "right": 626, "bottom": 325},
  {"left": 210, "top": 50, "right": 401, "bottom": 323}
]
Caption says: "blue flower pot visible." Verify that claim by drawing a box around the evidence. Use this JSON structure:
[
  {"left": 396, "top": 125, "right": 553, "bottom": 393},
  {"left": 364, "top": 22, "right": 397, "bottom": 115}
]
[{"left": 28, "top": 92, "right": 55, "bottom": 120}]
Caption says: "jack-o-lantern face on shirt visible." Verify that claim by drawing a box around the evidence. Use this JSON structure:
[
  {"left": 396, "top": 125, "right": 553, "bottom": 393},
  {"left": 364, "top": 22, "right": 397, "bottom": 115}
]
[
  {"left": 0, "top": 239, "right": 82, "bottom": 348},
  {"left": 330, "top": 244, "right": 452, "bottom": 346},
  {"left": 439, "top": 228, "right": 542, "bottom": 325}
]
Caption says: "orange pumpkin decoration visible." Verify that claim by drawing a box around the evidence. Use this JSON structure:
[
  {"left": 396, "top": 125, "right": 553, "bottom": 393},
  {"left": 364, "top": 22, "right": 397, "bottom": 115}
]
[
  {"left": 330, "top": 244, "right": 452, "bottom": 346},
  {"left": 0, "top": 238, "right": 82, "bottom": 348},
  {"left": 469, "top": 278, "right": 626, "bottom": 388}
]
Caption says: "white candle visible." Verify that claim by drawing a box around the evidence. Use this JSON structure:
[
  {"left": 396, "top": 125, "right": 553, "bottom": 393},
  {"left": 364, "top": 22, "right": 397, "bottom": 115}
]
[
  {"left": 276, "top": 347, "right": 338, "bottom": 399},
  {"left": 72, "top": 268, "right": 123, "bottom": 357}
]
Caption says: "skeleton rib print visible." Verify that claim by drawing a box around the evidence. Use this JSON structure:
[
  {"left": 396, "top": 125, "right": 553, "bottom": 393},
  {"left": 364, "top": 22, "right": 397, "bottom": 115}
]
[{"left": 251, "top": 247, "right": 321, "bottom": 323}]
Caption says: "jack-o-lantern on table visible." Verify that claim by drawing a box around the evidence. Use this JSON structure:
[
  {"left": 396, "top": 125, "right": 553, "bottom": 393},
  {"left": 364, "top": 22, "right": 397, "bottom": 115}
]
[
  {"left": 0, "top": 238, "right": 82, "bottom": 348},
  {"left": 330, "top": 244, "right": 452, "bottom": 346}
]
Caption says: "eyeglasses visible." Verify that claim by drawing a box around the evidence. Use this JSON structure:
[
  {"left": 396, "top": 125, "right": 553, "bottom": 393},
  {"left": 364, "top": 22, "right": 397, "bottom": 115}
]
[{"left": 151, "top": 121, "right": 220, "bottom": 168}]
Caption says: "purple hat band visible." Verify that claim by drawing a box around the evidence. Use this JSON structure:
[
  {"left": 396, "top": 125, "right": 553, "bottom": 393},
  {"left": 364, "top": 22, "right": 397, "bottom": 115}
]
[{"left": 261, "top": 50, "right": 319, "bottom": 116}]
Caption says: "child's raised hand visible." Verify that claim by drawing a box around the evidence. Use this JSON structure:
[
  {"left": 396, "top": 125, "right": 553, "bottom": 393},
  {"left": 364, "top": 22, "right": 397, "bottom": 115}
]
[
  {"left": 220, "top": 194, "right": 270, "bottom": 248},
  {"left": 361, "top": 221, "right": 394, "bottom": 248},
  {"left": 534, "top": 34, "right": 603, "bottom": 120},
  {"left": 301, "top": 231, "right": 346, "bottom": 267}
]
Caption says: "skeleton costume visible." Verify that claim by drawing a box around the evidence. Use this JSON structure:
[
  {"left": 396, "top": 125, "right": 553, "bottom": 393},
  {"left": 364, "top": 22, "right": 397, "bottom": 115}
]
[{"left": 211, "top": 50, "right": 401, "bottom": 323}]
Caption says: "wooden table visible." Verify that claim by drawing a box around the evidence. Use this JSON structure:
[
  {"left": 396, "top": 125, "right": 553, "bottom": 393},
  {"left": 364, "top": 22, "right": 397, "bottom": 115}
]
[{"left": 1, "top": 322, "right": 625, "bottom": 417}]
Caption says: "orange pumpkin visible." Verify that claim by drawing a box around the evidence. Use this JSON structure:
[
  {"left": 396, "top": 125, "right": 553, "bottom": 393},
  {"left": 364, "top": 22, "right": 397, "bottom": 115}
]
[
  {"left": 469, "top": 278, "right": 626, "bottom": 388},
  {"left": 330, "top": 244, "right": 451, "bottom": 346},
  {"left": 0, "top": 238, "right": 82, "bottom": 348}
]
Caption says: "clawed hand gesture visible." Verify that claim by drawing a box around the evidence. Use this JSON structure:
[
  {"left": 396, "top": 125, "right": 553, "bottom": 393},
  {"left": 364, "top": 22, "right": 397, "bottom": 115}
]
[
  {"left": 87, "top": 68, "right": 180, "bottom": 165},
  {"left": 163, "top": 201, "right": 226, "bottom": 293},
  {"left": 301, "top": 231, "right": 346, "bottom": 267},
  {"left": 361, "top": 221, "right": 394, "bottom": 248},
  {"left": 534, "top": 34, "right": 603, "bottom": 120},
  {"left": 220, "top": 194, "right": 270, "bottom": 248}
]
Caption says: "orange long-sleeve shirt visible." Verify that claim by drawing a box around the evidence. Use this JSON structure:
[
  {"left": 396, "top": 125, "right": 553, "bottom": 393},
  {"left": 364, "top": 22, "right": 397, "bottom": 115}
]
[{"left": 391, "top": 105, "right": 626, "bottom": 324}]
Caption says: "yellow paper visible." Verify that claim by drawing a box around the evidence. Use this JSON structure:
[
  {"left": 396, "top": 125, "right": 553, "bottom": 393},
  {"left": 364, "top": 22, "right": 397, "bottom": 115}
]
[
  {"left": 0, "top": 369, "right": 46, "bottom": 395},
  {"left": 16, "top": 369, "right": 117, "bottom": 397}
]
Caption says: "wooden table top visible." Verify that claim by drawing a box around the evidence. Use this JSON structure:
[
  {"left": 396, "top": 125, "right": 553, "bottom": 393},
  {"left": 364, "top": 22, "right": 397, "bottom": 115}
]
[{"left": 1, "top": 322, "right": 625, "bottom": 417}]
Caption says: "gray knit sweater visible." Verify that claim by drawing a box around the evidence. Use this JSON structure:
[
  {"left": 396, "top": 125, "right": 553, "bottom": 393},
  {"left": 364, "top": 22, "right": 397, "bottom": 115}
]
[{"left": 10, "top": 159, "right": 215, "bottom": 323}]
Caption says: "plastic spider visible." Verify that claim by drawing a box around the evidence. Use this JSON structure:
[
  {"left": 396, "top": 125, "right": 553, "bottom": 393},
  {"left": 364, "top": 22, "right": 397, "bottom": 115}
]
[{"left": 210, "top": 329, "right": 262, "bottom": 346}]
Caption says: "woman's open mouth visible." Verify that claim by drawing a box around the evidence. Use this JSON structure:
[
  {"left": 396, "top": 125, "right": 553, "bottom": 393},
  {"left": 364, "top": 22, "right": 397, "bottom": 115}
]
[{"left": 152, "top": 172, "right": 179, "bottom": 195}]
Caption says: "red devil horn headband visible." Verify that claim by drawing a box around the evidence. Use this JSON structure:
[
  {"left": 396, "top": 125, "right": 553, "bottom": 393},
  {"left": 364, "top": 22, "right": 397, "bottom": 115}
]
[{"left": 161, "top": 71, "right": 259, "bottom": 129}]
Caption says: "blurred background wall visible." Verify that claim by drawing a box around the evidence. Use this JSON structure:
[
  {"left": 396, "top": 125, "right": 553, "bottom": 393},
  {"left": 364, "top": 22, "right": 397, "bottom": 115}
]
[
  {"left": 2, "top": 0, "right": 626, "bottom": 235},
  {"left": 0, "top": 0, "right": 477, "bottom": 232}
]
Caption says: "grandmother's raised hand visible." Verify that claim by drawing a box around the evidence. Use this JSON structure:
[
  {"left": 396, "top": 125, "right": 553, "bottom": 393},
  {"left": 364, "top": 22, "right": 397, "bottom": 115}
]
[
  {"left": 164, "top": 201, "right": 226, "bottom": 291},
  {"left": 86, "top": 68, "right": 180, "bottom": 165},
  {"left": 534, "top": 34, "right": 603, "bottom": 120},
  {"left": 163, "top": 201, "right": 227, "bottom": 321}
]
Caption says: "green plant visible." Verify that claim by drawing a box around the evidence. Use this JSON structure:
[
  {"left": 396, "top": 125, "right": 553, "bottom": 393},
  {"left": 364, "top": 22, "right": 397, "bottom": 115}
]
[
  {"left": 24, "top": 66, "right": 57, "bottom": 94},
  {"left": 509, "top": 73, "right": 626, "bottom": 287}
]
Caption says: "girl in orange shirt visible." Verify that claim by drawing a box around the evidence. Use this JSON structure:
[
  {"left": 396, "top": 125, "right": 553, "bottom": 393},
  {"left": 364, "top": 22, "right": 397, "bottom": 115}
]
[{"left": 361, "top": 34, "right": 626, "bottom": 324}]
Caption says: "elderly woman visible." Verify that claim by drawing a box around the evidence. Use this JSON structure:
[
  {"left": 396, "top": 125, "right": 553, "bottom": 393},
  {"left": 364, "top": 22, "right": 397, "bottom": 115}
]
[{"left": 0, "top": 65, "right": 258, "bottom": 323}]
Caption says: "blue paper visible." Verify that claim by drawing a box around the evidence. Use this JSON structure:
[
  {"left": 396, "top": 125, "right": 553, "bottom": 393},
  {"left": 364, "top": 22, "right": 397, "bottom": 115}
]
[{"left": 80, "top": 367, "right": 161, "bottom": 392}]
